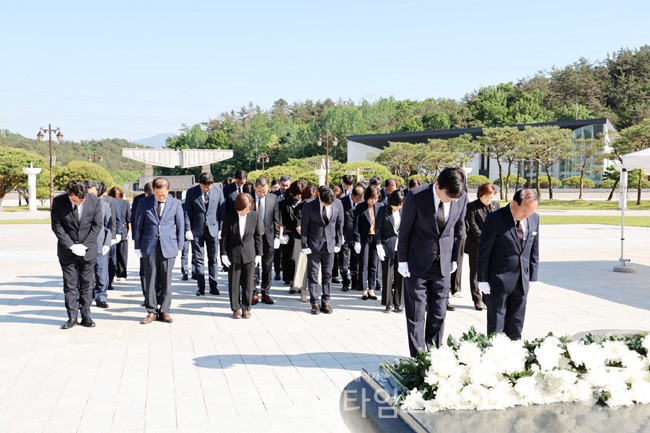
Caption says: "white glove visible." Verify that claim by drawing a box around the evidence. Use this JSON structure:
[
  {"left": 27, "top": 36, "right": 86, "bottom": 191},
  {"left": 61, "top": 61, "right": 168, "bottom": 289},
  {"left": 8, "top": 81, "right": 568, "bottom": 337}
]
[
  {"left": 185, "top": 231, "right": 194, "bottom": 241},
  {"left": 451, "top": 261, "right": 458, "bottom": 273},
  {"left": 111, "top": 238, "right": 118, "bottom": 246},
  {"left": 102, "top": 245, "right": 110, "bottom": 255},
  {"left": 376, "top": 245, "right": 386, "bottom": 262},
  {"left": 70, "top": 243, "right": 87, "bottom": 256},
  {"left": 221, "top": 255, "right": 231, "bottom": 267},
  {"left": 354, "top": 242, "right": 361, "bottom": 254},
  {"left": 134, "top": 249, "right": 142, "bottom": 258},
  {"left": 342, "top": 235, "right": 345, "bottom": 244},
  {"left": 279, "top": 235, "right": 289, "bottom": 245},
  {"left": 479, "top": 282, "right": 491, "bottom": 294},
  {"left": 334, "top": 245, "right": 341, "bottom": 253},
  {"left": 218, "top": 231, "right": 222, "bottom": 240},
  {"left": 302, "top": 248, "right": 312, "bottom": 255},
  {"left": 116, "top": 234, "right": 122, "bottom": 243},
  {"left": 255, "top": 255, "right": 262, "bottom": 266},
  {"left": 274, "top": 238, "right": 281, "bottom": 249},
  {"left": 177, "top": 249, "right": 182, "bottom": 257},
  {"left": 398, "top": 262, "right": 410, "bottom": 278}
]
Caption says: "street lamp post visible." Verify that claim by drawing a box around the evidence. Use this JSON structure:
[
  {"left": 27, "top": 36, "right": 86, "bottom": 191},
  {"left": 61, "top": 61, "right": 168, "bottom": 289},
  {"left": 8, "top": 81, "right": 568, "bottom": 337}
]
[
  {"left": 88, "top": 153, "right": 103, "bottom": 163},
  {"left": 317, "top": 132, "right": 338, "bottom": 186},
  {"left": 37, "top": 124, "right": 63, "bottom": 209},
  {"left": 257, "top": 153, "right": 269, "bottom": 171}
]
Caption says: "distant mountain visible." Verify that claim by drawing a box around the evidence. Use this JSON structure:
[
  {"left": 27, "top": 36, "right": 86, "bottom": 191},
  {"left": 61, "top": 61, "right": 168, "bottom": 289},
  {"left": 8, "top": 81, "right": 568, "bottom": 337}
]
[{"left": 134, "top": 133, "right": 173, "bottom": 148}]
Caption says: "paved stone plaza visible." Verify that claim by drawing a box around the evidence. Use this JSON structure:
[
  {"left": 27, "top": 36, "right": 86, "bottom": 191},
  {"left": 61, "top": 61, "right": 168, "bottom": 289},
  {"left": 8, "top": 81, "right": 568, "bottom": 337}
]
[{"left": 0, "top": 219, "right": 649, "bottom": 432}]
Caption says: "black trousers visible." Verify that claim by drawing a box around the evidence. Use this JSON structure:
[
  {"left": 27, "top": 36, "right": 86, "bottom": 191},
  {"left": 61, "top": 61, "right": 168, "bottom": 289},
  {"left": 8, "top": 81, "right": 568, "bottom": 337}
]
[
  {"left": 274, "top": 243, "right": 282, "bottom": 278},
  {"left": 191, "top": 230, "right": 219, "bottom": 292},
  {"left": 467, "top": 252, "right": 483, "bottom": 305},
  {"left": 142, "top": 241, "right": 175, "bottom": 314},
  {"left": 403, "top": 260, "right": 450, "bottom": 357},
  {"left": 450, "top": 237, "right": 466, "bottom": 295},
  {"left": 281, "top": 240, "right": 295, "bottom": 283},
  {"left": 60, "top": 256, "right": 96, "bottom": 321},
  {"left": 338, "top": 243, "right": 359, "bottom": 288},
  {"left": 116, "top": 240, "right": 129, "bottom": 278},
  {"left": 486, "top": 276, "right": 527, "bottom": 340},
  {"left": 307, "top": 244, "right": 335, "bottom": 305},
  {"left": 229, "top": 261, "right": 255, "bottom": 311},
  {"left": 359, "top": 237, "right": 379, "bottom": 292},
  {"left": 260, "top": 237, "right": 274, "bottom": 295},
  {"left": 381, "top": 257, "right": 403, "bottom": 307}
]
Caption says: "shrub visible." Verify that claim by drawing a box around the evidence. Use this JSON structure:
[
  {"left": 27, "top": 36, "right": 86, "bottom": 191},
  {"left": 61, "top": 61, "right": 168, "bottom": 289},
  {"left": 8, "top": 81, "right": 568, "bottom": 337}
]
[
  {"left": 532, "top": 176, "right": 562, "bottom": 188},
  {"left": 467, "top": 175, "right": 491, "bottom": 188},
  {"left": 330, "top": 161, "right": 401, "bottom": 187},
  {"left": 562, "top": 176, "right": 595, "bottom": 188},
  {"left": 54, "top": 161, "right": 115, "bottom": 190},
  {"left": 492, "top": 174, "right": 526, "bottom": 187}
]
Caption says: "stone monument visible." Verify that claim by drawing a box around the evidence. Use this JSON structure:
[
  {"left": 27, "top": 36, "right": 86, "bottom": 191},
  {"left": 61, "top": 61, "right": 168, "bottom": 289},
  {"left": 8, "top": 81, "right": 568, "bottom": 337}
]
[{"left": 22, "top": 162, "right": 42, "bottom": 212}]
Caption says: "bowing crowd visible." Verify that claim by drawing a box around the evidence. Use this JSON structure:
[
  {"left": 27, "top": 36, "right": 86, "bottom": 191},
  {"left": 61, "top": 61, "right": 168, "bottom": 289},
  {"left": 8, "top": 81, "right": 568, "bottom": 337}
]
[{"left": 51, "top": 168, "right": 539, "bottom": 358}]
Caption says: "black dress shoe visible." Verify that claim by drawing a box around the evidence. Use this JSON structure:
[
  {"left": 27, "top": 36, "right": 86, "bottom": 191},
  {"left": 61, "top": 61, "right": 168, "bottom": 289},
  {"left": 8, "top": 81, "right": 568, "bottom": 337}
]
[
  {"left": 210, "top": 289, "right": 220, "bottom": 295},
  {"left": 446, "top": 302, "right": 456, "bottom": 311},
  {"left": 95, "top": 300, "right": 109, "bottom": 309},
  {"left": 80, "top": 318, "right": 96, "bottom": 328},
  {"left": 61, "top": 320, "right": 77, "bottom": 329},
  {"left": 274, "top": 275, "right": 281, "bottom": 281},
  {"left": 362, "top": 294, "right": 368, "bottom": 300},
  {"left": 182, "top": 274, "right": 189, "bottom": 281},
  {"left": 311, "top": 303, "right": 320, "bottom": 315},
  {"left": 342, "top": 286, "right": 349, "bottom": 292},
  {"left": 394, "top": 306, "right": 404, "bottom": 313},
  {"left": 191, "top": 274, "right": 197, "bottom": 280},
  {"left": 196, "top": 290, "right": 205, "bottom": 296},
  {"left": 368, "top": 294, "right": 378, "bottom": 300},
  {"left": 320, "top": 303, "right": 333, "bottom": 314},
  {"left": 332, "top": 277, "right": 341, "bottom": 284}
]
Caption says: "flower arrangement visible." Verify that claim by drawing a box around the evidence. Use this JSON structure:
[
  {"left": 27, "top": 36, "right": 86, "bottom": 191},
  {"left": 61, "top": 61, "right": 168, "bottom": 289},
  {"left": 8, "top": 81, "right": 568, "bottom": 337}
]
[{"left": 383, "top": 327, "right": 650, "bottom": 412}]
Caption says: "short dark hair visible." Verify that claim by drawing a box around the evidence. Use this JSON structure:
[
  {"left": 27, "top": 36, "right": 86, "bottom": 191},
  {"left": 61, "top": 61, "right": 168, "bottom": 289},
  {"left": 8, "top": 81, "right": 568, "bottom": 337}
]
[
  {"left": 408, "top": 178, "right": 421, "bottom": 189},
  {"left": 357, "top": 180, "right": 369, "bottom": 189},
  {"left": 513, "top": 189, "right": 539, "bottom": 205},
  {"left": 477, "top": 182, "right": 498, "bottom": 199},
  {"left": 84, "top": 180, "right": 98, "bottom": 192},
  {"left": 286, "top": 180, "right": 306, "bottom": 200},
  {"left": 66, "top": 180, "right": 87, "bottom": 199},
  {"left": 234, "top": 169, "right": 247, "bottom": 181},
  {"left": 271, "top": 179, "right": 279, "bottom": 186},
  {"left": 436, "top": 168, "right": 465, "bottom": 198},
  {"left": 342, "top": 174, "right": 354, "bottom": 186},
  {"left": 235, "top": 192, "right": 253, "bottom": 212},
  {"left": 255, "top": 176, "right": 269, "bottom": 187},
  {"left": 242, "top": 181, "right": 255, "bottom": 194},
  {"left": 144, "top": 182, "right": 153, "bottom": 195},
  {"left": 153, "top": 177, "right": 169, "bottom": 190},
  {"left": 318, "top": 186, "right": 335, "bottom": 205},
  {"left": 224, "top": 177, "right": 233, "bottom": 185},
  {"left": 279, "top": 175, "right": 291, "bottom": 183},
  {"left": 369, "top": 175, "right": 382, "bottom": 187},
  {"left": 301, "top": 184, "right": 317, "bottom": 201},
  {"left": 199, "top": 172, "right": 214, "bottom": 186},
  {"left": 385, "top": 178, "right": 397, "bottom": 188},
  {"left": 388, "top": 189, "right": 406, "bottom": 207},
  {"left": 351, "top": 185, "right": 365, "bottom": 198},
  {"left": 97, "top": 182, "right": 106, "bottom": 197},
  {"left": 364, "top": 185, "right": 380, "bottom": 201}
]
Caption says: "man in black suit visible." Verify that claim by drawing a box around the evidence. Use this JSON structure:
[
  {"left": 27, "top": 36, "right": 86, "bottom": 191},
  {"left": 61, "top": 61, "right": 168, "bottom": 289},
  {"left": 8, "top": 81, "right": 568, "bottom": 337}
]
[
  {"left": 132, "top": 182, "right": 152, "bottom": 296},
  {"left": 338, "top": 185, "right": 364, "bottom": 291},
  {"left": 100, "top": 182, "right": 122, "bottom": 291},
  {"left": 398, "top": 168, "right": 468, "bottom": 357},
  {"left": 223, "top": 169, "right": 248, "bottom": 214},
  {"left": 478, "top": 189, "right": 539, "bottom": 340},
  {"left": 301, "top": 186, "right": 344, "bottom": 315},
  {"left": 51, "top": 180, "right": 103, "bottom": 329},
  {"left": 272, "top": 174, "right": 291, "bottom": 280},
  {"left": 184, "top": 172, "right": 226, "bottom": 296},
  {"left": 340, "top": 174, "right": 354, "bottom": 197},
  {"left": 380, "top": 178, "right": 397, "bottom": 204},
  {"left": 250, "top": 176, "right": 281, "bottom": 305},
  {"left": 116, "top": 188, "right": 131, "bottom": 280}
]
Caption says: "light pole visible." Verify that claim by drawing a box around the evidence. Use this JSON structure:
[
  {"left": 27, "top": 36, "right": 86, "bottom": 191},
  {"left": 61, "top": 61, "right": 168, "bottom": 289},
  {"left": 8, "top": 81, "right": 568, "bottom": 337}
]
[
  {"left": 317, "top": 132, "right": 338, "bottom": 186},
  {"left": 88, "top": 153, "right": 103, "bottom": 163},
  {"left": 37, "top": 124, "right": 63, "bottom": 209},
  {"left": 257, "top": 153, "right": 269, "bottom": 171}
]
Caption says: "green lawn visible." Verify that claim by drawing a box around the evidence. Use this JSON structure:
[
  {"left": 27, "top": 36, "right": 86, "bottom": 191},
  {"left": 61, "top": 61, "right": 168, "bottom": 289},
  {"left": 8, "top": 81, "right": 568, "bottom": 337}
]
[
  {"left": 1, "top": 206, "right": 50, "bottom": 212},
  {"left": 540, "top": 215, "right": 650, "bottom": 227},
  {"left": 535, "top": 200, "right": 650, "bottom": 210}
]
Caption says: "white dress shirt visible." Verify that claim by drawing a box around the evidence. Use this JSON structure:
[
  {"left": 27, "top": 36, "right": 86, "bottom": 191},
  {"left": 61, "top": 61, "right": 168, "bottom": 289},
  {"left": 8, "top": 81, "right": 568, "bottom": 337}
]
[
  {"left": 509, "top": 205, "right": 528, "bottom": 240},
  {"left": 75, "top": 201, "right": 85, "bottom": 220},
  {"left": 321, "top": 203, "right": 333, "bottom": 220},
  {"left": 238, "top": 214, "right": 247, "bottom": 239},
  {"left": 433, "top": 186, "right": 450, "bottom": 225}
]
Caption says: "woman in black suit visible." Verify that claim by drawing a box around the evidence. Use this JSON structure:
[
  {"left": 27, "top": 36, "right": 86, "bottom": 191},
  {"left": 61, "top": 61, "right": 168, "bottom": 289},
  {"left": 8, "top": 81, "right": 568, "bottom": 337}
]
[
  {"left": 353, "top": 186, "right": 381, "bottom": 301},
  {"left": 464, "top": 182, "right": 500, "bottom": 311},
  {"left": 220, "top": 193, "right": 263, "bottom": 319},
  {"left": 279, "top": 180, "right": 306, "bottom": 290},
  {"left": 376, "top": 189, "right": 405, "bottom": 313}
]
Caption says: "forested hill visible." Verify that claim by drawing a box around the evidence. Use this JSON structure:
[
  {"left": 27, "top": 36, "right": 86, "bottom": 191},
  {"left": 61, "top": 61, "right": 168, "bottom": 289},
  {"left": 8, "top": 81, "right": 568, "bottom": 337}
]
[{"left": 0, "top": 131, "right": 144, "bottom": 172}]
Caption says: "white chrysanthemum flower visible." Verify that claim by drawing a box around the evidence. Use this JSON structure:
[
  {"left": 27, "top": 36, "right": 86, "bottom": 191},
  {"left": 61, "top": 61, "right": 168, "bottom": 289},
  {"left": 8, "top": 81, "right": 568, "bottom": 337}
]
[
  {"left": 486, "top": 334, "right": 528, "bottom": 374},
  {"left": 544, "top": 369, "right": 578, "bottom": 395},
  {"left": 457, "top": 340, "right": 482, "bottom": 368},
  {"left": 641, "top": 335, "right": 650, "bottom": 353},
  {"left": 427, "top": 345, "right": 458, "bottom": 379},
  {"left": 434, "top": 380, "right": 463, "bottom": 410},
  {"left": 630, "top": 379, "right": 650, "bottom": 404},
  {"left": 566, "top": 378, "right": 596, "bottom": 403},
  {"left": 492, "top": 379, "right": 520, "bottom": 409},
  {"left": 603, "top": 340, "right": 633, "bottom": 364},
  {"left": 467, "top": 361, "right": 501, "bottom": 387},
  {"left": 513, "top": 376, "right": 538, "bottom": 400},
  {"left": 567, "top": 341, "right": 607, "bottom": 371},
  {"left": 604, "top": 381, "right": 634, "bottom": 409},
  {"left": 621, "top": 351, "right": 646, "bottom": 371},
  {"left": 534, "top": 336, "right": 564, "bottom": 371},
  {"left": 460, "top": 383, "right": 488, "bottom": 407},
  {"left": 401, "top": 388, "right": 426, "bottom": 410}
]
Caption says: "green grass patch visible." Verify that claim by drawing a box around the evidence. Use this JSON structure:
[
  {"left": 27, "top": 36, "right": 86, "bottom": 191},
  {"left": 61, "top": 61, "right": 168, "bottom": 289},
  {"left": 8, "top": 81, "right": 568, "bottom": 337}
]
[
  {"left": 540, "top": 215, "right": 650, "bottom": 227},
  {"left": 536, "top": 200, "right": 650, "bottom": 210},
  {"left": 1, "top": 206, "right": 50, "bottom": 212},
  {"left": 0, "top": 219, "right": 50, "bottom": 224}
]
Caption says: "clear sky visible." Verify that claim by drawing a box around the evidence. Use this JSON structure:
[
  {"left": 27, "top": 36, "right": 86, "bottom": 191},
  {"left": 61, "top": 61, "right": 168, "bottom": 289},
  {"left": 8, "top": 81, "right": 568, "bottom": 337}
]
[{"left": 1, "top": 0, "right": 648, "bottom": 142}]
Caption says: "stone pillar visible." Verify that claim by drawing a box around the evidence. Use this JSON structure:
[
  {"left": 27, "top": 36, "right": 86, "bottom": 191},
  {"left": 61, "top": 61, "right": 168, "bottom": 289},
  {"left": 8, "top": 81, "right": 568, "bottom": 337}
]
[
  {"left": 22, "top": 163, "right": 43, "bottom": 212},
  {"left": 314, "top": 168, "right": 326, "bottom": 187}
]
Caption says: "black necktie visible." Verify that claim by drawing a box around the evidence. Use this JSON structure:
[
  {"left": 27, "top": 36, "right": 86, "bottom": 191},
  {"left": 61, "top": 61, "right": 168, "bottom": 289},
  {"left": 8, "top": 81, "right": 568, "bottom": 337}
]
[
  {"left": 322, "top": 206, "right": 329, "bottom": 225},
  {"left": 73, "top": 205, "right": 80, "bottom": 222},
  {"left": 157, "top": 201, "right": 163, "bottom": 218},
  {"left": 437, "top": 201, "right": 445, "bottom": 232},
  {"left": 516, "top": 220, "right": 524, "bottom": 247},
  {"left": 204, "top": 192, "right": 209, "bottom": 209}
]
